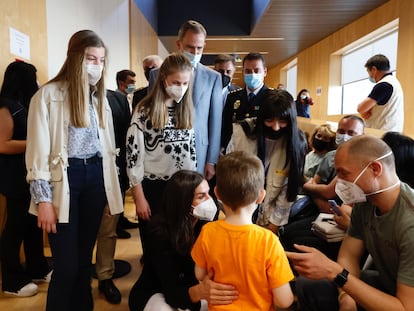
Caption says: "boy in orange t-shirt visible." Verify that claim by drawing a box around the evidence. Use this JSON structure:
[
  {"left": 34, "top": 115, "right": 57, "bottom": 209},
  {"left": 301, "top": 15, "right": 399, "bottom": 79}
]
[{"left": 191, "top": 151, "right": 294, "bottom": 310}]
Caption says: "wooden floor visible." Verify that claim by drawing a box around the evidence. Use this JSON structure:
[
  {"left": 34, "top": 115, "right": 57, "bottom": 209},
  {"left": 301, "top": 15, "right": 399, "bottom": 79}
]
[{"left": 0, "top": 193, "right": 143, "bottom": 310}]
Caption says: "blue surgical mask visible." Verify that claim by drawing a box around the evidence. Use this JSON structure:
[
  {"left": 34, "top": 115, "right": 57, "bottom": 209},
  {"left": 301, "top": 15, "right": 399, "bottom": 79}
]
[
  {"left": 182, "top": 50, "right": 202, "bottom": 68},
  {"left": 244, "top": 73, "right": 263, "bottom": 90},
  {"left": 368, "top": 76, "right": 376, "bottom": 83},
  {"left": 126, "top": 84, "right": 135, "bottom": 94}
]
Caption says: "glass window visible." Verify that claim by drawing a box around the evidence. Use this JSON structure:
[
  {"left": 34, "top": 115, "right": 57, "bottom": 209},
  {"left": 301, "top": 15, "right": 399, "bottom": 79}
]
[
  {"left": 332, "top": 28, "right": 398, "bottom": 115},
  {"left": 286, "top": 64, "right": 297, "bottom": 98}
]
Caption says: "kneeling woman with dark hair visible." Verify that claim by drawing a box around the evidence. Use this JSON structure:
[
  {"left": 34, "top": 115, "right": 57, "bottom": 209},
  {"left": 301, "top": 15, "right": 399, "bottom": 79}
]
[{"left": 129, "top": 170, "right": 238, "bottom": 311}]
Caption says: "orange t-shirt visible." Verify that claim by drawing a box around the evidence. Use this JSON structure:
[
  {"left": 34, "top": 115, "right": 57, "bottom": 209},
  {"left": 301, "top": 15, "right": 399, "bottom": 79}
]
[{"left": 191, "top": 220, "right": 294, "bottom": 310}]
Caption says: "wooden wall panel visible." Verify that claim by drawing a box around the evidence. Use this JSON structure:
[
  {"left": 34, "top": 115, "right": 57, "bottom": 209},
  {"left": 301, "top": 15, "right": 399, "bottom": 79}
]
[
  {"left": 267, "top": 0, "right": 414, "bottom": 136},
  {"left": 396, "top": 0, "right": 414, "bottom": 136},
  {"left": 0, "top": 0, "right": 48, "bottom": 85},
  {"left": 129, "top": 0, "right": 163, "bottom": 88}
]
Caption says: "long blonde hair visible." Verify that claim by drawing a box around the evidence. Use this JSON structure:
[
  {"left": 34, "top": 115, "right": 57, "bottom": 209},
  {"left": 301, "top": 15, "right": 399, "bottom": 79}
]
[
  {"left": 138, "top": 53, "right": 193, "bottom": 129},
  {"left": 49, "top": 29, "right": 107, "bottom": 128}
]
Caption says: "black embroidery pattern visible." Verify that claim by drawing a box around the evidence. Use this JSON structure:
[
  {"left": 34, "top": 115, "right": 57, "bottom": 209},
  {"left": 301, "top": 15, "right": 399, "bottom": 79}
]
[{"left": 126, "top": 108, "right": 196, "bottom": 174}]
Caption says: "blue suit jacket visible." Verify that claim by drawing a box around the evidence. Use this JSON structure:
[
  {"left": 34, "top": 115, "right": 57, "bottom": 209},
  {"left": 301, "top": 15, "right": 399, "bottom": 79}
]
[{"left": 149, "top": 63, "right": 223, "bottom": 174}]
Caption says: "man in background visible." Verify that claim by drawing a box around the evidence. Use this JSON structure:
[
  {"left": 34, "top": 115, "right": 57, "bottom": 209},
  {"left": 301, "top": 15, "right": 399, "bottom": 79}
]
[
  {"left": 221, "top": 52, "right": 268, "bottom": 153},
  {"left": 357, "top": 54, "right": 404, "bottom": 132},
  {"left": 116, "top": 69, "right": 136, "bottom": 109},
  {"left": 214, "top": 54, "right": 240, "bottom": 104},
  {"left": 95, "top": 89, "right": 132, "bottom": 304},
  {"left": 132, "top": 55, "right": 163, "bottom": 110},
  {"left": 116, "top": 69, "right": 136, "bottom": 96}
]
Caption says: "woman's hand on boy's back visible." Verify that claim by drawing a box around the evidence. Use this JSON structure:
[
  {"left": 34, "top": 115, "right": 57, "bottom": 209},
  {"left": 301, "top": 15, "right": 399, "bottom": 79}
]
[{"left": 189, "top": 269, "right": 239, "bottom": 305}]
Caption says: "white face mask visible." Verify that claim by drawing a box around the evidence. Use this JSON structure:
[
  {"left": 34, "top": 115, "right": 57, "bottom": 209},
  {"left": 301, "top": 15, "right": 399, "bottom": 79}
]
[
  {"left": 86, "top": 64, "right": 103, "bottom": 86},
  {"left": 335, "top": 151, "right": 398, "bottom": 204},
  {"left": 335, "top": 133, "right": 353, "bottom": 146},
  {"left": 182, "top": 50, "right": 202, "bottom": 68},
  {"left": 192, "top": 197, "right": 217, "bottom": 221},
  {"left": 165, "top": 83, "right": 188, "bottom": 103}
]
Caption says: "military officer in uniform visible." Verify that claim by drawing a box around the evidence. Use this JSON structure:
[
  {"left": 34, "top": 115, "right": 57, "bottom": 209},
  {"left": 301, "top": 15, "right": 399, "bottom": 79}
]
[{"left": 221, "top": 52, "right": 269, "bottom": 152}]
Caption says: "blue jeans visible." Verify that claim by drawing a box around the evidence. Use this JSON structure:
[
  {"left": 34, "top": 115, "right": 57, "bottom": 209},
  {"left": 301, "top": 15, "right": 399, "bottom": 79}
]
[{"left": 46, "top": 157, "right": 106, "bottom": 311}]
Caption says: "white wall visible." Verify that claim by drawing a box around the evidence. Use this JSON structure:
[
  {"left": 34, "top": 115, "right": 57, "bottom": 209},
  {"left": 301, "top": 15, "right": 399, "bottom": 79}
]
[{"left": 46, "top": 0, "right": 130, "bottom": 90}]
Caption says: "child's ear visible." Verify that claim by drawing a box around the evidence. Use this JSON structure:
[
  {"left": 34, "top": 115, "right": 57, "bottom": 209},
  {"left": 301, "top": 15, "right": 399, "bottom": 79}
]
[
  {"left": 256, "top": 189, "right": 266, "bottom": 204},
  {"left": 214, "top": 186, "right": 221, "bottom": 200}
]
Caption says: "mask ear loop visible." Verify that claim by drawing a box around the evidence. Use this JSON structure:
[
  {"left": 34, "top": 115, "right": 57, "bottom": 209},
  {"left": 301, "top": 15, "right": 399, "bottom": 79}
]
[
  {"left": 375, "top": 151, "right": 393, "bottom": 161},
  {"left": 364, "top": 151, "right": 398, "bottom": 196},
  {"left": 353, "top": 151, "right": 393, "bottom": 184},
  {"left": 352, "top": 164, "right": 370, "bottom": 184}
]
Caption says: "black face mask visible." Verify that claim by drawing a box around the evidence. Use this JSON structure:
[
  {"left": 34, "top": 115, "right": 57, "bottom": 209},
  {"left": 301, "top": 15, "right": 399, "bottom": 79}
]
[
  {"left": 312, "top": 138, "right": 332, "bottom": 152},
  {"left": 221, "top": 74, "right": 231, "bottom": 88},
  {"left": 264, "top": 127, "right": 288, "bottom": 140},
  {"left": 144, "top": 67, "right": 155, "bottom": 82}
]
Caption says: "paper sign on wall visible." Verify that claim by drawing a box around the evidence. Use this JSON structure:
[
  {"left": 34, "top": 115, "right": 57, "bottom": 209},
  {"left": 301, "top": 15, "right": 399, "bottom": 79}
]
[{"left": 9, "top": 27, "right": 31, "bottom": 60}]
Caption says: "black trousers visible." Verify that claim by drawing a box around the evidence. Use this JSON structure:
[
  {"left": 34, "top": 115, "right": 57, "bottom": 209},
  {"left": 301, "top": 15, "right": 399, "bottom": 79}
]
[
  {"left": 1, "top": 193, "right": 50, "bottom": 291},
  {"left": 138, "top": 178, "right": 167, "bottom": 258},
  {"left": 296, "top": 270, "right": 387, "bottom": 311}
]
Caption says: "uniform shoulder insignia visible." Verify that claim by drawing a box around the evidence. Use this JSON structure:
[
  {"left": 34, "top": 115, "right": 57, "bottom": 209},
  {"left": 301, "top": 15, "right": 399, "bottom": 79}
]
[
  {"left": 230, "top": 88, "right": 243, "bottom": 94},
  {"left": 268, "top": 87, "right": 274, "bottom": 90},
  {"left": 233, "top": 99, "right": 241, "bottom": 110}
]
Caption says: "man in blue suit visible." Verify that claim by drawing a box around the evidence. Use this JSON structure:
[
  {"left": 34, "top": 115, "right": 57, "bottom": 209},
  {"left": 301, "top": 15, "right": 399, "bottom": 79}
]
[{"left": 150, "top": 20, "right": 223, "bottom": 180}]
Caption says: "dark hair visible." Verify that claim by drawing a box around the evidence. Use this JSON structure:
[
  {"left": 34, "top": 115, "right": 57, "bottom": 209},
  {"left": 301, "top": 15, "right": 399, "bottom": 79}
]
[
  {"left": 256, "top": 89, "right": 307, "bottom": 201},
  {"left": 157, "top": 170, "right": 204, "bottom": 255},
  {"left": 243, "top": 52, "right": 266, "bottom": 67},
  {"left": 382, "top": 132, "right": 414, "bottom": 187},
  {"left": 0, "top": 61, "right": 38, "bottom": 109},
  {"left": 214, "top": 54, "right": 235, "bottom": 66},
  {"left": 116, "top": 69, "right": 136, "bottom": 86},
  {"left": 365, "top": 54, "right": 390, "bottom": 71},
  {"left": 296, "top": 89, "right": 309, "bottom": 101},
  {"left": 340, "top": 114, "right": 365, "bottom": 126}
]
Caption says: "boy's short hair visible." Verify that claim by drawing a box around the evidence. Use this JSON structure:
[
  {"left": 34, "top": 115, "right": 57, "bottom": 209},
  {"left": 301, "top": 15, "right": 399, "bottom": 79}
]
[{"left": 216, "top": 151, "right": 264, "bottom": 210}]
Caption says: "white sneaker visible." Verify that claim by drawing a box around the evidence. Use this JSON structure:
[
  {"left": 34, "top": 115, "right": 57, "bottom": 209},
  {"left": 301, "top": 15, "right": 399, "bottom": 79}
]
[
  {"left": 3, "top": 282, "right": 38, "bottom": 297},
  {"left": 33, "top": 270, "right": 53, "bottom": 283}
]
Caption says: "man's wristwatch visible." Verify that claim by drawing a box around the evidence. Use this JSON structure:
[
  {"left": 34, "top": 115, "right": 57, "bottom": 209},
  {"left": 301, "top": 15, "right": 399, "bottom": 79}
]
[{"left": 333, "top": 268, "right": 349, "bottom": 287}]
